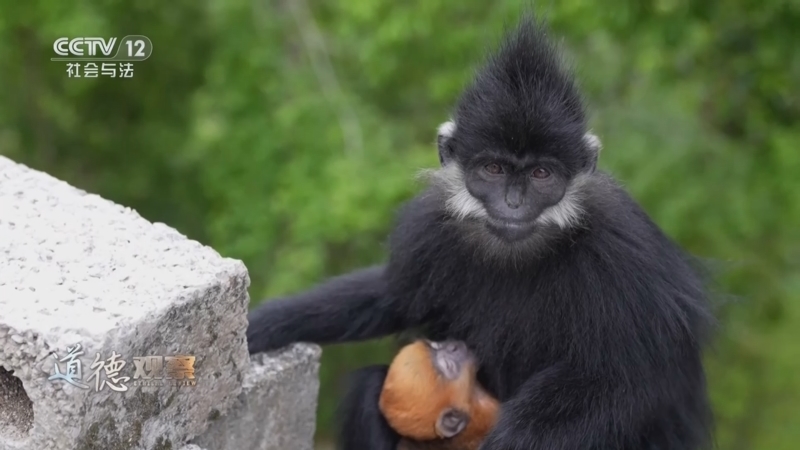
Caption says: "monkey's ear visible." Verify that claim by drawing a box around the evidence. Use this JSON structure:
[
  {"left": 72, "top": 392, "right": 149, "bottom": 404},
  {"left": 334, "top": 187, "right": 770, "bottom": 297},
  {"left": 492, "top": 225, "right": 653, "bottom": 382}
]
[
  {"left": 582, "top": 131, "right": 602, "bottom": 173},
  {"left": 435, "top": 408, "right": 469, "bottom": 438},
  {"left": 437, "top": 120, "right": 457, "bottom": 166}
]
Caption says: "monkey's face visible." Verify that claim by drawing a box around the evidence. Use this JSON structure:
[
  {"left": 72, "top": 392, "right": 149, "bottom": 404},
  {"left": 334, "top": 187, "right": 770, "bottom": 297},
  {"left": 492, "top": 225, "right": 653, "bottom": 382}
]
[
  {"left": 461, "top": 151, "right": 570, "bottom": 242},
  {"left": 380, "top": 339, "right": 479, "bottom": 441},
  {"left": 431, "top": 120, "right": 598, "bottom": 246},
  {"left": 424, "top": 340, "right": 476, "bottom": 439},
  {"left": 425, "top": 339, "right": 475, "bottom": 380}
]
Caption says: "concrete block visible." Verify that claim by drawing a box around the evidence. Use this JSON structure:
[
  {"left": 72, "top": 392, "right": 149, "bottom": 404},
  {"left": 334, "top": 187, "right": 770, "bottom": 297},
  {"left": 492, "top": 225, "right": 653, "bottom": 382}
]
[
  {"left": 191, "top": 343, "right": 321, "bottom": 450},
  {"left": 0, "top": 156, "right": 251, "bottom": 449}
]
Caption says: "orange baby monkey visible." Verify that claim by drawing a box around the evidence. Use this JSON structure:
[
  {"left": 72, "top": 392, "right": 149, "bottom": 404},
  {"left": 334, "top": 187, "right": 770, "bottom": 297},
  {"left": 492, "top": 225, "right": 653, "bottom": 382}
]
[{"left": 379, "top": 340, "right": 500, "bottom": 450}]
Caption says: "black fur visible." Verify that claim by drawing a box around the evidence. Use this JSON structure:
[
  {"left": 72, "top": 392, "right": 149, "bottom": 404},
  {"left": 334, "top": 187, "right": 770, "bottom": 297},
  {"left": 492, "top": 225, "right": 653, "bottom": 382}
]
[
  {"left": 337, "top": 365, "right": 401, "bottom": 450},
  {"left": 451, "top": 18, "right": 592, "bottom": 176},
  {"left": 247, "top": 17, "right": 714, "bottom": 450}
]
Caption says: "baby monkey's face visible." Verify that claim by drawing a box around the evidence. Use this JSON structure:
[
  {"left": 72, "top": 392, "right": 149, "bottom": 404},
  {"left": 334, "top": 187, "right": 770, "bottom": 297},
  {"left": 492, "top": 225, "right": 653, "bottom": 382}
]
[
  {"left": 423, "top": 339, "right": 477, "bottom": 440},
  {"left": 424, "top": 339, "right": 475, "bottom": 381}
]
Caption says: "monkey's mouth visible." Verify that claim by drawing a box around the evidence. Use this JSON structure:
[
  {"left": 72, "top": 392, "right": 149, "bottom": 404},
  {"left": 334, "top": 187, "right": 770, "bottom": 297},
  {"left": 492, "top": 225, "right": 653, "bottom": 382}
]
[
  {"left": 484, "top": 217, "right": 537, "bottom": 241},
  {"left": 441, "top": 359, "right": 461, "bottom": 379}
]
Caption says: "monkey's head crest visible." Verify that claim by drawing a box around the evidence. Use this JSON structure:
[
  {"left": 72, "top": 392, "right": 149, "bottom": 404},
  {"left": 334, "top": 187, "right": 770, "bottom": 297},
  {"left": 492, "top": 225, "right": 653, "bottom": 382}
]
[{"left": 438, "top": 17, "right": 599, "bottom": 176}]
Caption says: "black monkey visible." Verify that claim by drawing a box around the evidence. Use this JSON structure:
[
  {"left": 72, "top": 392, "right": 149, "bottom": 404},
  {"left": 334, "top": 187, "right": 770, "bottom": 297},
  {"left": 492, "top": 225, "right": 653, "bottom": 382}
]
[{"left": 247, "top": 17, "right": 715, "bottom": 450}]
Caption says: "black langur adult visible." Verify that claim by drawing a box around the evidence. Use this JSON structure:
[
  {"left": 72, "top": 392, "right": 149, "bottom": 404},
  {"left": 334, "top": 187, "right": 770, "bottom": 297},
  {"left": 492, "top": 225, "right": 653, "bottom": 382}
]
[{"left": 247, "top": 17, "right": 715, "bottom": 450}]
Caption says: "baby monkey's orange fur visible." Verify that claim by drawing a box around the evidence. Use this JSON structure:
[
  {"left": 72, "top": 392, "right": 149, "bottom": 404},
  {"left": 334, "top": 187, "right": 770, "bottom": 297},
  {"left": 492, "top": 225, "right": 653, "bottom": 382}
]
[{"left": 379, "top": 340, "right": 500, "bottom": 450}]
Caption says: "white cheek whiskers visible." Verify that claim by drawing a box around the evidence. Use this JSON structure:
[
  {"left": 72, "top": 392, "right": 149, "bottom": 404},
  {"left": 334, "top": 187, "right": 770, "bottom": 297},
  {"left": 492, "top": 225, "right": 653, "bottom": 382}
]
[
  {"left": 418, "top": 164, "right": 488, "bottom": 221},
  {"left": 422, "top": 164, "right": 590, "bottom": 231},
  {"left": 534, "top": 173, "right": 590, "bottom": 230}
]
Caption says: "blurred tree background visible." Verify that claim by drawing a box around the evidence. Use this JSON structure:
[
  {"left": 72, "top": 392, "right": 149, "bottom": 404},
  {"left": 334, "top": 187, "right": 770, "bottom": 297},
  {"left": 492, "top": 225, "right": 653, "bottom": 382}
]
[{"left": 1, "top": 0, "right": 798, "bottom": 448}]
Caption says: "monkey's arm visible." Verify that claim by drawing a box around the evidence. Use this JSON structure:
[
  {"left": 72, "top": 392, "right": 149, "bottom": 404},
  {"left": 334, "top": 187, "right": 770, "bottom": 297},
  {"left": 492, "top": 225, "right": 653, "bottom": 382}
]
[
  {"left": 477, "top": 364, "right": 618, "bottom": 450},
  {"left": 247, "top": 265, "right": 410, "bottom": 354},
  {"left": 478, "top": 356, "right": 699, "bottom": 450},
  {"left": 338, "top": 365, "right": 402, "bottom": 450}
]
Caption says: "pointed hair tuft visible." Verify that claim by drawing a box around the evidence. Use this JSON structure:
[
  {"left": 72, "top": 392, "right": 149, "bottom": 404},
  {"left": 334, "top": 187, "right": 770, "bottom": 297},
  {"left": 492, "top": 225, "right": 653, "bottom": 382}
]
[{"left": 453, "top": 16, "right": 588, "bottom": 158}]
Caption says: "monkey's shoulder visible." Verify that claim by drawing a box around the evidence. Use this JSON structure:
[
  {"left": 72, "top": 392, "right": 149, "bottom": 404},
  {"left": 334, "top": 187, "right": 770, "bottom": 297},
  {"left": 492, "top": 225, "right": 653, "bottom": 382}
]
[
  {"left": 388, "top": 189, "right": 455, "bottom": 251},
  {"left": 579, "top": 174, "right": 693, "bottom": 261},
  {"left": 394, "top": 188, "right": 447, "bottom": 225},
  {"left": 565, "top": 176, "right": 712, "bottom": 323}
]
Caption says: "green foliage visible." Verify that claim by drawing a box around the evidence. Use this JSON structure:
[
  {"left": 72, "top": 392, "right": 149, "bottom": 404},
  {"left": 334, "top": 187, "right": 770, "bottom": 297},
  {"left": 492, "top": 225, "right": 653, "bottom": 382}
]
[{"left": 1, "top": 0, "right": 798, "bottom": 448}]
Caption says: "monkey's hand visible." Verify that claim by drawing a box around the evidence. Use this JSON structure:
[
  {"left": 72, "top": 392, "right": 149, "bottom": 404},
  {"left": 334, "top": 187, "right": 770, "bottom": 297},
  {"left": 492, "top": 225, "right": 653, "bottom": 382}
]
[
  {"left": 246, "top": 265, "right": 404, "bottom": 354},
  {"left": 476, "top": 364, "right": 628, "bottom": 450},
  {"left": 246, "top": 297, "right": 304, "bottom": 353}
]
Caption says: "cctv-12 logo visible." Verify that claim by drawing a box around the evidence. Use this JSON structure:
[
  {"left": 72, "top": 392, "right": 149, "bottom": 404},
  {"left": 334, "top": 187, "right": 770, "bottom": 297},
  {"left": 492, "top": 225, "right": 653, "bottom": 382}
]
[
  {"left": 52, "top": 36, "right": 152, "bottom": 60},
  {"left": 52, "top": 35, "right": 152, "bottom": 78}
]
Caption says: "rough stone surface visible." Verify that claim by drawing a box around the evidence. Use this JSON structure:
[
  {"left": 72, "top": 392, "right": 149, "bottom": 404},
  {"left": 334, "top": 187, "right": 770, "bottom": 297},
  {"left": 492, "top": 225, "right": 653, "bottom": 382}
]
[
  {"left": 0, "top": 156, "right": 251, "bottom": 450},
  {"left": 0, "top": 368, "right": 33, "bottom": 441},
  {"left": 191, "top": 343, "right": 322, "bottom": 450}
]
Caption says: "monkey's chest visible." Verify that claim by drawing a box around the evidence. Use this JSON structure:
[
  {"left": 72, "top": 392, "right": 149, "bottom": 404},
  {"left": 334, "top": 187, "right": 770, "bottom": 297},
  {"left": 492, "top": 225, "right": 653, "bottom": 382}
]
[{"left": 414, "top": 270, "right": 554, "bottom": 399}]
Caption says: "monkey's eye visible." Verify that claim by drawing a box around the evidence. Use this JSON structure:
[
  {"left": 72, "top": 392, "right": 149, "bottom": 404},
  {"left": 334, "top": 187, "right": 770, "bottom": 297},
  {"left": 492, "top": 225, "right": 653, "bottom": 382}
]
[
  {"left": 531, "top": 167, "right": 550, "bottom": 179},
  {"left": 484, "top": 163, "right": 503, "bottom": 175}
]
